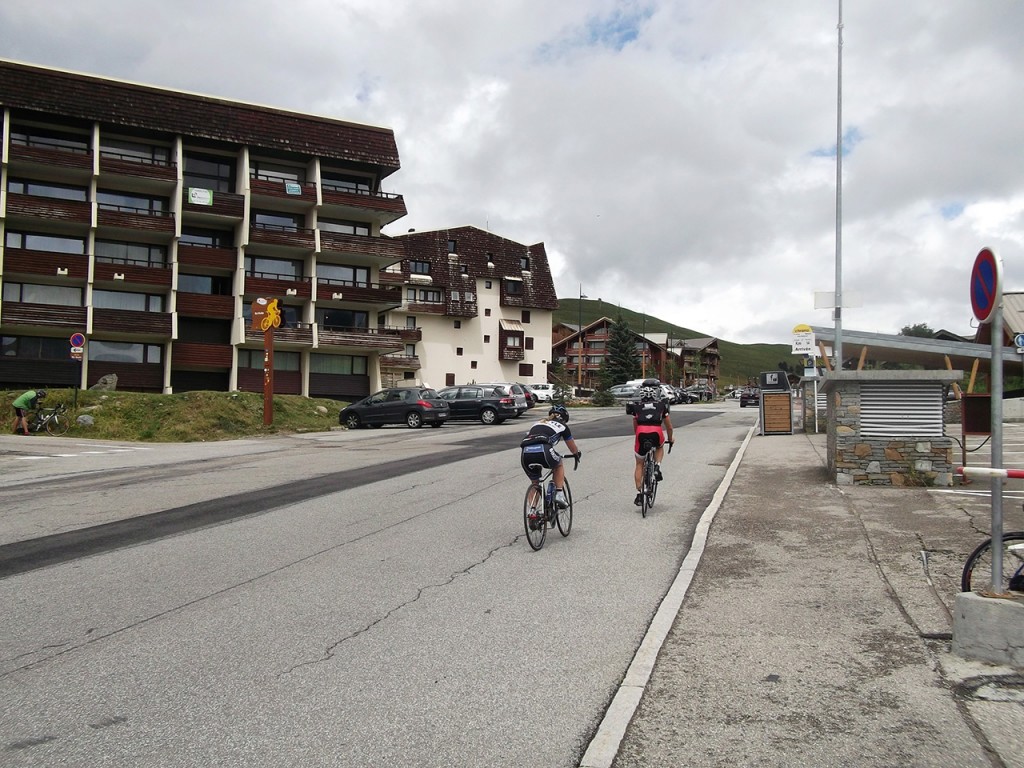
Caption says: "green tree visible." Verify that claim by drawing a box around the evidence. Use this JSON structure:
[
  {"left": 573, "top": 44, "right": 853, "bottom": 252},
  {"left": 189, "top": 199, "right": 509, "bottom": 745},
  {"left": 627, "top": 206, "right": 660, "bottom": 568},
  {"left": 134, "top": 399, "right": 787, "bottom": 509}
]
[
  {"left": 899, "top": 323, "right": 935, "bottom": 338},
  {"left": 604, "top": 314, "right": 641, "bottom": 385},
  {"left": 547, "top": 358, "right": 573, "bottom": 403}
]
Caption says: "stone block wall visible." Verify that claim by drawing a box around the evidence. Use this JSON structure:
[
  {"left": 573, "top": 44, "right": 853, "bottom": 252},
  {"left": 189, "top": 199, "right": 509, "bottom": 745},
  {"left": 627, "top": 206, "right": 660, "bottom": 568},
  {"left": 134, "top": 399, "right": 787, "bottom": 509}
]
[{"left": 823, "top": 371, "right": 958, "bottom": 487}]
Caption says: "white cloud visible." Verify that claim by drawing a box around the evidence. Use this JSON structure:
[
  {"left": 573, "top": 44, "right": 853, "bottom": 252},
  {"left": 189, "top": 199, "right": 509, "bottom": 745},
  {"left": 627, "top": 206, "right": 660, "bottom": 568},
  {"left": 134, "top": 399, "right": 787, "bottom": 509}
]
[{"left": 2, "top": 0, "right": 1022, "bottom": 343}]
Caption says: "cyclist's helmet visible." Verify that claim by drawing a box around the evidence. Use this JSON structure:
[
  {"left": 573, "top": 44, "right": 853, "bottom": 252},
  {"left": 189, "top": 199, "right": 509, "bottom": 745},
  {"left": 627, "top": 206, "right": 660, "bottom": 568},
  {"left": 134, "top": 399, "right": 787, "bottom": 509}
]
[
  {"left": 638, "top": 379, "right": 660, "bottom": 403},
  {"left": 36, "top": 389, "right": 47, "bottom": 399},
  {"left": 548, "top": 405, "right": 570, "bottom": 424}
]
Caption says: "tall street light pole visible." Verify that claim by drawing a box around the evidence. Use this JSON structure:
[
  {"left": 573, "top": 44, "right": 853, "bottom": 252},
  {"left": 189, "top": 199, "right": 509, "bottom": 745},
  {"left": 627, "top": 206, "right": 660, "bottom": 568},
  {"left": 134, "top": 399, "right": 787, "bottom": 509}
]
[
  {"left": 576, "top": 284, "right": 588, "bottom": 388},
  {"left": 833, "top": 0, "right": 844, "bottom": 370}
]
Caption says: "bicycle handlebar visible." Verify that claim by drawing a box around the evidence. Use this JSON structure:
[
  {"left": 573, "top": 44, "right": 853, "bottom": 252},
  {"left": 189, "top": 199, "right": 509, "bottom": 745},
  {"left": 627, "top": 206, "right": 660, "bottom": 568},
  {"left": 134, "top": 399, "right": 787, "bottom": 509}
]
[{"left": 573, "top": 453, "right": 581, "bottom": 471}]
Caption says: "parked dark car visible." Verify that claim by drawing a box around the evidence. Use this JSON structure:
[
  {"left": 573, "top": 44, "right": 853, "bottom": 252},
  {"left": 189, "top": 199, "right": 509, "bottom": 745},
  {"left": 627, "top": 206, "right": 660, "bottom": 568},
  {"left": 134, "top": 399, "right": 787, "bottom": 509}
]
[
  {"left": 339, "top": 387, "right": 449, "bottom": 429},
  {"left": 476, "top": 382, "right": 529, "bottom": 416},
  {"left": 518, "top": 383, "right": 539, "bottom": 408},
  {"left": 739, "top": 388, "right": 760, "bottom": 408},
  {"left": 438, "top": 385, "right": 519, "bottom": 425}
]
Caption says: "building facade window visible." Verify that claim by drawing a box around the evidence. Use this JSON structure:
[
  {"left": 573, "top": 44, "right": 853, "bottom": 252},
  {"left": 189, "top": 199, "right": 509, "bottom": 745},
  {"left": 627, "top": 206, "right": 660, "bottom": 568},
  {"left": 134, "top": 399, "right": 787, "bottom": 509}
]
[
  {"left": 321, "top": 170, "right": 371, "bottom": 194},
  {"left": 7, "top": 178, "right": 87, "bottom": 201},
  {"left": 319, "top": 218, "right": 370, "bottom": 236},
  {"left": 447, "top": 240, "right": 457, "bottom": 253},
  {"left": 252, "top": 210, "right": 303, "bottom": 230},
  {"left": 483, "top": 335, "right": 490, "bottom": 343},
  {"left": 178, "top": 274, "right": 231, "bottom": 295},
  {"left": 504, "top": 279, "right": 523, "bottom": 295},
  {"left": 521, "top": 310, "right": 531, "bottom": 323},
  {"left": 250, "top": 159, "right": 305, "bottom": 183},
  {"left": 310, "top": 353, "right": 368, "bottom": 375},
  {"left": 485, "top": 280, "right": 492, "bottom": 289},
  {"left": 180, "top": 226, "right": 234, "bottom": 248},
  {"left": 1, "top": 335, "right": 69, "bottom": 360},
  {"left": 245, "top": 255, "right": 302, "bottom": 279},
  {"left": 96, "top": 189, "right": 168, "bottom": 214},
  {"left": 93, "top": 290, "right": 164, "bottom": 312},
  {"left": 239, "top": 349, "right": 299, "bottom": 370},
  {"left": 89, "top": 340, "right": 162, "bottom": 364},
  {"left": 456, "top": 347, "right": 463, "bottom": 356},
  {"left": 100, "top": 138, "right": 170, "bottom": 164},
  {"left": 525, "top": 337, "right": 534, "bottom": 350},
  {"left": 95, "top": 240, "right": 167, "bottom": 266},
  {"left": 10, "top": 125, "right": 88, "bottom": 153},
  {"left": 316, "top": 308, "right": 368, "bottom": 329},
  {"left": 454, "top": 320, "right": 461, "bottom": 329},
  {"left": 520, "top": 256, "right": 530, "bottom": 271},
  {"left": 3, "top": 282, "right": 81, "bottom": 305},
  {"left": 183, "top": 152, "right": 236, "bottom": 192},
  {"left": 319, "top": 264, "right": 369, "bottom": 285},
  {"left": 410, "top": 260, "right": 431, "bottom": 274},
  {"left": 485, "top": 308, "right": 491, "bottom": 317},
  {"left": 5, "top": 231, "right": 86, "bottom": 254}
]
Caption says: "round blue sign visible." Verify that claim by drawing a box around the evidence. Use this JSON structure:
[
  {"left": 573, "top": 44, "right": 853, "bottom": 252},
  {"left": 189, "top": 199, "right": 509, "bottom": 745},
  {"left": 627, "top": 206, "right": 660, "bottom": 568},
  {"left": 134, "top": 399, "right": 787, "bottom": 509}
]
[
  {"left": 69, "top": 333, "right": 86, "bottom": 347},
  {"left": 970, "top": 247, "right": 1001, "bottom": 324}
]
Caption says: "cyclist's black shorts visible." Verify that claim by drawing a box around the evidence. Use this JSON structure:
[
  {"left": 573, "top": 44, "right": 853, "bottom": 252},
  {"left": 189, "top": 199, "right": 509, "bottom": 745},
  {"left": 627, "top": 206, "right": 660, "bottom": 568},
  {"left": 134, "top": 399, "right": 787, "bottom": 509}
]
[
  {"left": 520, "top": 444, "right": 562, "bottom": 481},
  {"left": 635, "top": 431, "right": 663, "bottom": 458}
]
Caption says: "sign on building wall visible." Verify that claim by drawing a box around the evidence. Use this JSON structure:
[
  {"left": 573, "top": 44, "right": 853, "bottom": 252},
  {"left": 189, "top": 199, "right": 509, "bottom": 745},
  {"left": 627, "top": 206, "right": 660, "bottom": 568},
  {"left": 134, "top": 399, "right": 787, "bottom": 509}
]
[{"left": 188, "top": 188, "right": 213, "bottom": 205}]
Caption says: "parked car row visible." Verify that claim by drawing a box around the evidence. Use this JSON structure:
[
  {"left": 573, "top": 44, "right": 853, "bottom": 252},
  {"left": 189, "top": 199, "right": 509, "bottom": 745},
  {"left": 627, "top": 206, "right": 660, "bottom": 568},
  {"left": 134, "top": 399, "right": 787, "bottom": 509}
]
[{"left": 339, "top": 382, "right": 559, "bottom": 428}]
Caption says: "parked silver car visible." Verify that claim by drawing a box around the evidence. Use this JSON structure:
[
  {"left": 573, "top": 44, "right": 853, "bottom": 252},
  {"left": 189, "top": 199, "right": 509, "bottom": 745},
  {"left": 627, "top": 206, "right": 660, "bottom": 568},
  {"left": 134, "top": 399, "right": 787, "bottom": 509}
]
[{"left": 474, "top": 382, "right": 529, "bottom": 417}]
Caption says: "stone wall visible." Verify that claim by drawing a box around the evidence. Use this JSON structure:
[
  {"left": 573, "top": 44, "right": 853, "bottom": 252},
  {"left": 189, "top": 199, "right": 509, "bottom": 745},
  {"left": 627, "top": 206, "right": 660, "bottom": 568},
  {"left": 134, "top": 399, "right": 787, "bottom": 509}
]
[{"left": 822, "top": 371, "right": 960, "bottom": 487}]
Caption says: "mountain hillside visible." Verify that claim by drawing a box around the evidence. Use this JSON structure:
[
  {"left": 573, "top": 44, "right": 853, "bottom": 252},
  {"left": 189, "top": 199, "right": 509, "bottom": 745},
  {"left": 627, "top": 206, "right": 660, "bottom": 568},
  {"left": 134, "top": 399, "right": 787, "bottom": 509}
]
[{"left": 555, "top": 298, "right": 804, "bottom": 387}]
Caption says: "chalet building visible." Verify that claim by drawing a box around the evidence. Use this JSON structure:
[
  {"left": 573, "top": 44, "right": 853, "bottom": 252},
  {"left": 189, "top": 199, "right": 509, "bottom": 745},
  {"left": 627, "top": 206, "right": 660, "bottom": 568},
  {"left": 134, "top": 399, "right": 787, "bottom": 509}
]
[
  {"left": 384, "top": 227, "right": 557, "bottom": 389},
  {"left": 553, "top": 318, "right": 720, "bottom": 391},
  {"left": 0, "top": 59, "right": 416, "bottom": 400}
]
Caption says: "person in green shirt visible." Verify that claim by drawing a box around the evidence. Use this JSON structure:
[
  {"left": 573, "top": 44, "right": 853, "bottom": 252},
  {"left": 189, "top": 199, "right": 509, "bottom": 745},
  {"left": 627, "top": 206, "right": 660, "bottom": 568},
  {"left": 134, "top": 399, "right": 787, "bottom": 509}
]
[{"left": 12, "top": 389, "right": 45, "bottom": 436}]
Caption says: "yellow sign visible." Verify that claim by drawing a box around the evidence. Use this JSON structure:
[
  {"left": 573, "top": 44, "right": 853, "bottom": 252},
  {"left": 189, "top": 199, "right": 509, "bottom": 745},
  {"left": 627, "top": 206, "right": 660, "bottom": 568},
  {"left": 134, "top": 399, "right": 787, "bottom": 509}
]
[
  {"left": 792, "top": 323, "right": 813, "bottom": 333},
  {"left": 251, "top": 297, "right": 282, "bottom": 332}
]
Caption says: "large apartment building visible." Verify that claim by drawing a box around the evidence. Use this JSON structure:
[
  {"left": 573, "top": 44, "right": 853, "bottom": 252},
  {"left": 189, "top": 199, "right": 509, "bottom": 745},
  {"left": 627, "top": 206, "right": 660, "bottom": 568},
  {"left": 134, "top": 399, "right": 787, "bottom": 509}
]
[
  {"left": 383, "top": 226, "right": 557, "bottom": 389},
  {"left": 0, "top": 59, "right": 417, "bottom": 401}
]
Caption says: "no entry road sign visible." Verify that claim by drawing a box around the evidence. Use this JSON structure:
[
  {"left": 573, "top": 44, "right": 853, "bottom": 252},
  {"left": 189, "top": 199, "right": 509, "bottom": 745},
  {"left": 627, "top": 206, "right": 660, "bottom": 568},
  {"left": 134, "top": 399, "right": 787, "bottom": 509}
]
[{"left": 971, "top": 247, "right": 1001, "bottom": 324}]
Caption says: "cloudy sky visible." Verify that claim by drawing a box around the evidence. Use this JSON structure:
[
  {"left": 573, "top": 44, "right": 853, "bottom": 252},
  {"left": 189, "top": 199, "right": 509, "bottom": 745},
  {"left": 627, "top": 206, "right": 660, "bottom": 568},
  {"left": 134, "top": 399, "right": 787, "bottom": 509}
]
[{"left": 2, "top": 0, "right": 1022, "bottom": 344}]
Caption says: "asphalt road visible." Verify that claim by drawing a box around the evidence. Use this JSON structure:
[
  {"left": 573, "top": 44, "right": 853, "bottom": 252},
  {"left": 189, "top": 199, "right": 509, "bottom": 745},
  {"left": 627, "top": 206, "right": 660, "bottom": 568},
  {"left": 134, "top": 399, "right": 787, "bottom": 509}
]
[{"left": 0, "top": 404, "right": 755, "bottom": 767}]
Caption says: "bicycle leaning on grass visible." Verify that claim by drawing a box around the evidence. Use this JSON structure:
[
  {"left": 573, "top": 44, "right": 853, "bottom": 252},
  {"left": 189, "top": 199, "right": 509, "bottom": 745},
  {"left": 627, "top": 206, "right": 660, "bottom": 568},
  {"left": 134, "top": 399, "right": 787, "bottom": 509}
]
[
  {"left": 523, "top": 455, "right": 579, "bottom": 551},
  {"left": 27, "top": 402, "right": 71, "bottom": 436},
  {"left": 638, "top": 441, "right": 672, "bottom": 518},
  {"left": 961, "top": 529, "right": 1024, "bottom": 593}
]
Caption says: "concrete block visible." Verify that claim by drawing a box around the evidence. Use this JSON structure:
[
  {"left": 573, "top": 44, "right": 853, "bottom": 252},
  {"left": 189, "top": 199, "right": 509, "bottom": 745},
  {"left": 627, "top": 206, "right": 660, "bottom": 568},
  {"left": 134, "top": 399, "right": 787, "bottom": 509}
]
[{"left": 952, "top": 592, "right": 1024, "bottom": 669}]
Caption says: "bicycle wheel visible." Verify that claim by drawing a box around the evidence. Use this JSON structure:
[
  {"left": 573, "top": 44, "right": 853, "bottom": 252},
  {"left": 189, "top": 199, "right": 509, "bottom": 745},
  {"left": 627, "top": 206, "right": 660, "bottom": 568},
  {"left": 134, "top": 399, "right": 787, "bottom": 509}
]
[
  {"left": 556, "top": 478, "right": 573, "bottom": 537},
  {"left": 523, "top": 484, "right": 546, "bottom": 551},
  {"left": 640, "top": 457, "right": 651, "bottom": 518},
  {"left": 648, "top": 457, "right": 659, "bottom": 509},
  {"left": 45, "top": 413, "right": 70, "bottom": 436},
  {"left": 961, "top": 531, "right": 1024, "bottom": 592}
]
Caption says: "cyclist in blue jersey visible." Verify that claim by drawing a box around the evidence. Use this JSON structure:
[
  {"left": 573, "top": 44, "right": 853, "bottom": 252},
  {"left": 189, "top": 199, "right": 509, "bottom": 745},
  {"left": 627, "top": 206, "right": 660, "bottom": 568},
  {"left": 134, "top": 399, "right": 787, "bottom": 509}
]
[{"left": 519, "top": 405, "right": 581, "bottom": 508}]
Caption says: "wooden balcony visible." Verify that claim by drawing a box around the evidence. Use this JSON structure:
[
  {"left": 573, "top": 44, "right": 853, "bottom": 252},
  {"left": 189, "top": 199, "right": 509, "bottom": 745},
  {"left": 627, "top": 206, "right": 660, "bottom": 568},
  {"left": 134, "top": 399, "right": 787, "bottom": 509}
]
[
  {"left": 406, "top": 300, "right": 447, "bottom": 315},
  {"left": 97, "top": 206, "right": 175, "bottom": 235},
  {"left": 315, "top": 279, "right": 402, "bottom": 305},
  {"left": 244, "top": 323, "right": 313, "bottom": 348},
  {"left": 8, "top": 143, "right": 93, "bottom": 177},
  {"left": 2, "top": 248, "right": 88, "bottom": 280},
  {"left": 177, "top": 244, "right": 237, "bottom": 272},
  {"left": 446, "top": 298, "right": 478, "bottom": 318},
  {"left": 243, "top": 274, "right": 313, "bottom": 301},
  {"left": 316, "top": 325, "right": 404, "bottom": 354},
  {"left": 171, "top": 341, "right": 233, "bottom": 368},
  {"left": 399, "top": 327, "right": 422, "bottom": 342},
  {"left": 321, "top": 186, "right": 407, "bottom": 226},
  {"left": 98, "top": 153, "right": 177, "bottom": 187},
  {"left": 176, "top": 293, "right": 234, "bottom": 318},
  {"left": 92, "top": 308, "right": 172, "bottom": 337},
  {"left": 0, "top": 302, "right": 87, "bottom": 329},
  {"left": 94, "top": 260, "right": 173, "bottom": 289},
  {"left": 380, "top": 354, "right": 421, "bottom": 370},
  {"left": 249, "top": 223, "right": 315, "bottom": 252},
  {"left": 250, "top": 177, "right": 316, "bottom": 206},
  {"left": 4, "top": 194, "right": 91, "bottom": 227},
  {"left": 181, "top": 189, "right": 245, "bottom": 220},
  {"left": 318, "top": 231, "right": 404, "bottom": 264}
]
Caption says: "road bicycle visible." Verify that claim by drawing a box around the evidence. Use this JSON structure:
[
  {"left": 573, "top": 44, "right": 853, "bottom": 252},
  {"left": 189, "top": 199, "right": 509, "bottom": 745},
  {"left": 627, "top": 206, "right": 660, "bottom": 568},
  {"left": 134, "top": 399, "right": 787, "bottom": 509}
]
[
  {"left": 27, "top": 402, "right": 71, "bottom": 436},
  {"left": 638, "top": 441, "right": 672, "bottom": 518},
  {"left": 523, "top": 456, "right": 579, "bottom": 551},
  {"left": 961, "top": 530, "right": 1024, "bottom": 593}
]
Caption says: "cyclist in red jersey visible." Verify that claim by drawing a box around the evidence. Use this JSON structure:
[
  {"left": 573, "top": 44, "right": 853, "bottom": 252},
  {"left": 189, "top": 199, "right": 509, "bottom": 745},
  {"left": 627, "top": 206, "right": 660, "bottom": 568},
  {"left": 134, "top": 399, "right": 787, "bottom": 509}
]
[{"left": 632, "top": 379, "right": 674, "bottom": 506}]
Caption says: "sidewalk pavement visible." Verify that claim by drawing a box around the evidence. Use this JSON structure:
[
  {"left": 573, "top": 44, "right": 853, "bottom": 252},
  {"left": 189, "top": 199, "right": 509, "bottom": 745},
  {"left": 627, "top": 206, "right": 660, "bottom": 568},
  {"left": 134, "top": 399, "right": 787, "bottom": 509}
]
[{"left": 588, "top": 429, "right": 1024, "bottom": 768}]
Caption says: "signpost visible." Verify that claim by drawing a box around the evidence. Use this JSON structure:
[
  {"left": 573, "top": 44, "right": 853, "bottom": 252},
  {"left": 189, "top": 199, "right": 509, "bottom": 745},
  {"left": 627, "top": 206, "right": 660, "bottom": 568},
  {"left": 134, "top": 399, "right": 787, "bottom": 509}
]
[
  {"left": 971, "top": 247, "right": 1005, "bottom": 595},
  {"left": 251, "top": 298, "right": 281, "bottom": 426}
]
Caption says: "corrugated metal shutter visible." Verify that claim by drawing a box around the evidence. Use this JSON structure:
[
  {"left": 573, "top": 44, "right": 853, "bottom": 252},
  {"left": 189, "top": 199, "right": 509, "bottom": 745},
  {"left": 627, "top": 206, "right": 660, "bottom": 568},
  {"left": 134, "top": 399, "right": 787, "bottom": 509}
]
[{"left": 859, "top": 382, "right": 945, "bottom": 437}]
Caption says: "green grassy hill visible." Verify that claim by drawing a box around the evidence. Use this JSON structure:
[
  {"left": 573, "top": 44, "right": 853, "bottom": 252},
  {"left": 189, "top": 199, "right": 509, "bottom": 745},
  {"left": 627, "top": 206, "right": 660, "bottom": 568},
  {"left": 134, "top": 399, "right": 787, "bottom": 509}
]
[{"left": 555, "top": 298, "right": 803, "bottom": 388}]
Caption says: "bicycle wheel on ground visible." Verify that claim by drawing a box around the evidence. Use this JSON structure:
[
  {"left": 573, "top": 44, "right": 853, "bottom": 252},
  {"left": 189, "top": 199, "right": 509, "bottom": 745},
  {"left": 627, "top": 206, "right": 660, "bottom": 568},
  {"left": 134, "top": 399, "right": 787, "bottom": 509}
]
[
  {"left": 523, "top": 484, "right": 546, "bottom": 551},
  {"left": 46, "top": 413, "right": 70, "bottom": 436},
  {"left": 640, "top": 453, "right": 654, "bottom": 518},
  {"left": 962, "top": 531, "right": 1024, "bottom": 592},
  {"left": 648, "top": 455, "right": 659, "bottom": 509},
  {"left": 556, "top": 478, "right": 573, "bottom": 537}
]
